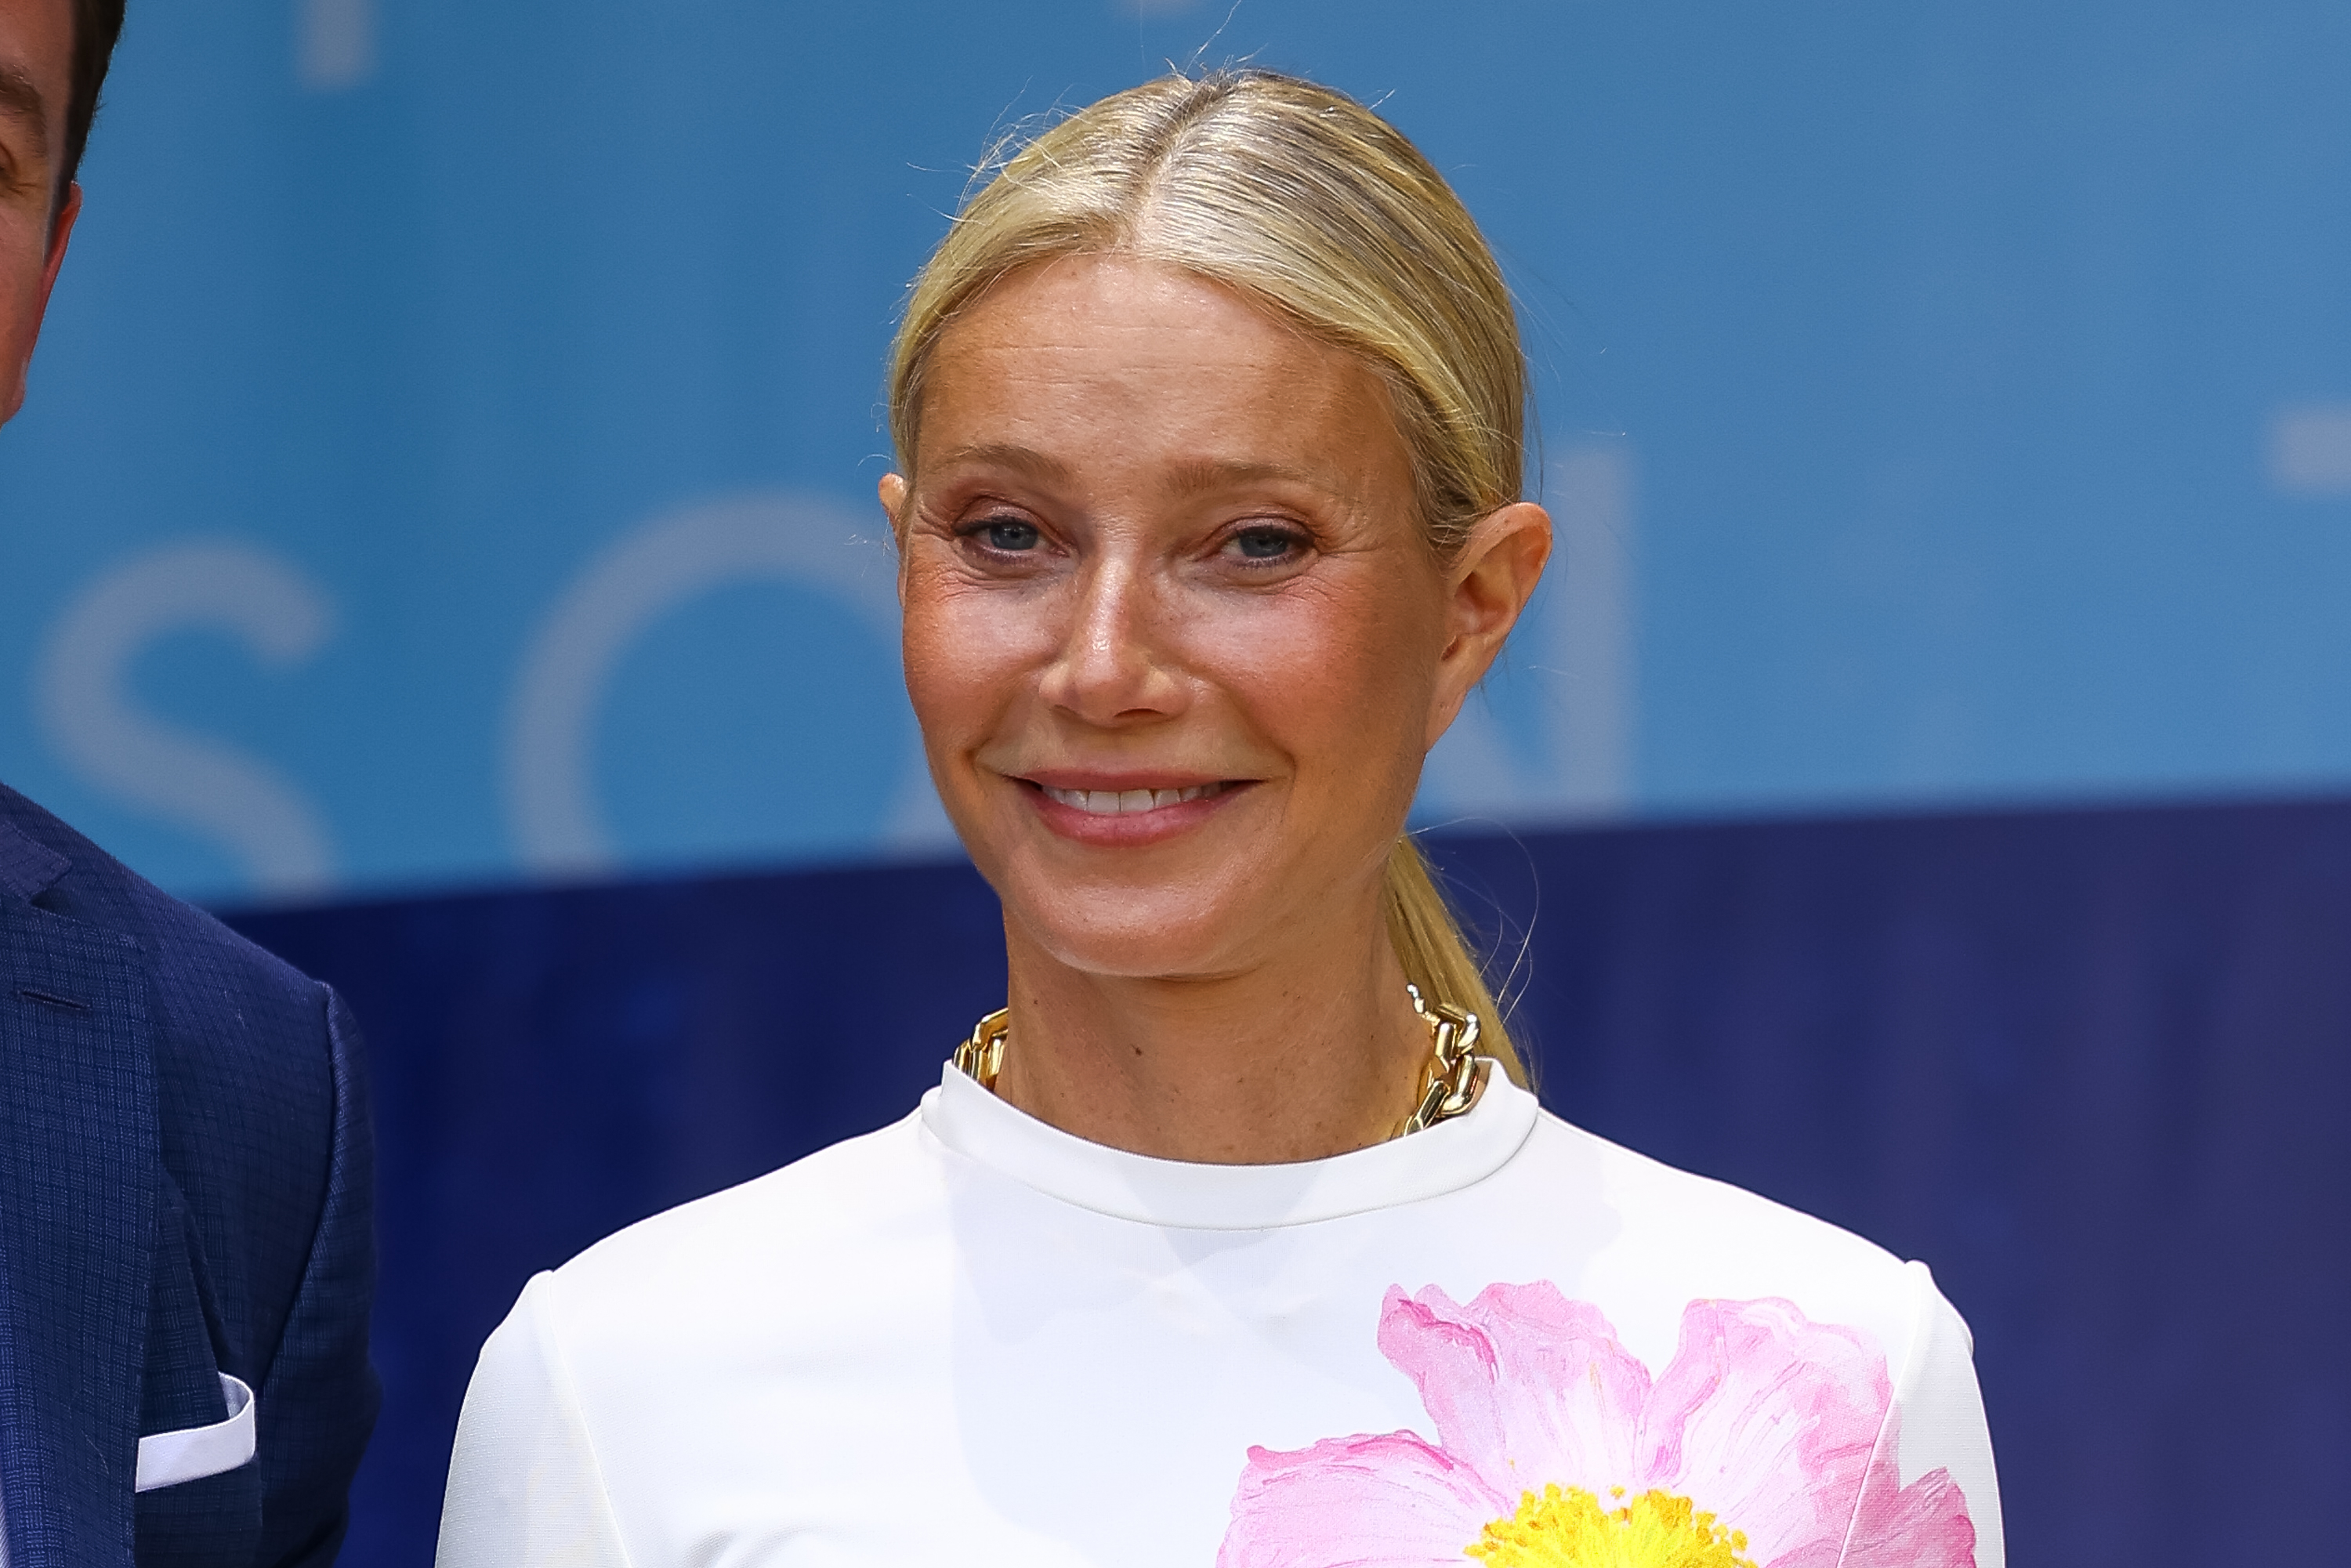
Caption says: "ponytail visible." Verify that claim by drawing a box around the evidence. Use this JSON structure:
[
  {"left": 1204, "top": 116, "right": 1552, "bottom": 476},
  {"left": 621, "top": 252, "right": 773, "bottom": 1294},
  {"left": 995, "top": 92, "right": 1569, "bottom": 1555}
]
[{"left": 1380, "top": 837, "right": 1528, "bottom": 1087}]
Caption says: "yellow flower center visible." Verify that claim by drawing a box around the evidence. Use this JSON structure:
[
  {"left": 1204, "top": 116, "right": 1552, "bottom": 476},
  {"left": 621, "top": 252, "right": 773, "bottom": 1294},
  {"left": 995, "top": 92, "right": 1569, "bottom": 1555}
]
[{"left": 1465, "top": 1484, "right": 1756, "bottom": 1568}]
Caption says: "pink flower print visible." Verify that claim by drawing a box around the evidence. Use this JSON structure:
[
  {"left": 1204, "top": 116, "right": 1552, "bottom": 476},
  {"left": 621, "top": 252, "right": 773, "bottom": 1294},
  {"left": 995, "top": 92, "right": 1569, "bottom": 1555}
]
[{"left": 1219, "top": 1284, "right": 1974, "bottom": 1568}]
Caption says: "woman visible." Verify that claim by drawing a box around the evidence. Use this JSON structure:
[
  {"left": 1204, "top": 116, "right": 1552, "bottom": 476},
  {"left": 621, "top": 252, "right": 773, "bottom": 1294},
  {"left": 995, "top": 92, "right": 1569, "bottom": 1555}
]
[{"left": 438, "top": 70, "right": 2001, "bottom": 1567}]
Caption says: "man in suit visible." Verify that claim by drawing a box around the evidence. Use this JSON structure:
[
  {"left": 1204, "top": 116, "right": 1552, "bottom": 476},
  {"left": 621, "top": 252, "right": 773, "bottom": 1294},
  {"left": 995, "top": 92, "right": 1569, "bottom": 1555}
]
[{"left": 2, "top": 2, "right": 379, "bottom": 1563}]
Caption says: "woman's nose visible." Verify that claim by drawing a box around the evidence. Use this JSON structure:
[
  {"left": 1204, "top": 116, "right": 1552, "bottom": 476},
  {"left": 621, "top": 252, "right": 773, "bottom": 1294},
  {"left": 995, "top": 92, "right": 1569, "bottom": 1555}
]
[{"left": 1037, "top": 559, "right": 1188, "bottom": 725}]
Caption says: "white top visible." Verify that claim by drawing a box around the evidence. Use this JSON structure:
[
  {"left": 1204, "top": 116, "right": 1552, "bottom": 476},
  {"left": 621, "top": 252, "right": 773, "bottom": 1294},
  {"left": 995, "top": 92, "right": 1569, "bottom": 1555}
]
[{"left": 438, "top": 1064, "right": 2002, "bottom": 1567}]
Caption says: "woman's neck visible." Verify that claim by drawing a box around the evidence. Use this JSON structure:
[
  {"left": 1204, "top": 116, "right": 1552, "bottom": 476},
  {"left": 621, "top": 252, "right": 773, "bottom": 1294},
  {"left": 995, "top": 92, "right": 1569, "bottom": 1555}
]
[{"left": 988, "top": 908, "right": 1435, "bottom": 1164}]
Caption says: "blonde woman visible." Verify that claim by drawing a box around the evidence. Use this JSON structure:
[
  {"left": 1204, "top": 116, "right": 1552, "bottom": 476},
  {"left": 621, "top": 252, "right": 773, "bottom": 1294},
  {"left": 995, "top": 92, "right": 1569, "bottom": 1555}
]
[{"left": 437, "top": 70, "right": 2001, "bottom": 1568}]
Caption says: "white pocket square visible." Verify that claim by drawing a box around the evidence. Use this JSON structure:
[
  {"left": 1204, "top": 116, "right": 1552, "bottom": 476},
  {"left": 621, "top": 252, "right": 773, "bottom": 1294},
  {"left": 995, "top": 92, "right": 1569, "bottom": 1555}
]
[{"left": 135, "top": 1374, "right": 256, "bottom": 1492}]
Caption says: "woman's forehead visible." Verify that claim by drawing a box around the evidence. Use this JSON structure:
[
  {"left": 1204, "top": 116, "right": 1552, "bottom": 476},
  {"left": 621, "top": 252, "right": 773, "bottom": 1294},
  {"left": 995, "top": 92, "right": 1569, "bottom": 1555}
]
[{"left": 917, "top": 254, "right": 1408, "bottom": 485}]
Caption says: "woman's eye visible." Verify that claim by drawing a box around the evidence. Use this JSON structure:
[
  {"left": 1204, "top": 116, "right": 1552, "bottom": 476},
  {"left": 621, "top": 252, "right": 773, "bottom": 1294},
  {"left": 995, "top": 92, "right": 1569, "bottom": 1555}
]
[
  {"left": 977, "top": 518, "right": 1041, "bottom": 552},
  {"left": 1228, "top": 526, "right": 1303, "bottom": 563}
]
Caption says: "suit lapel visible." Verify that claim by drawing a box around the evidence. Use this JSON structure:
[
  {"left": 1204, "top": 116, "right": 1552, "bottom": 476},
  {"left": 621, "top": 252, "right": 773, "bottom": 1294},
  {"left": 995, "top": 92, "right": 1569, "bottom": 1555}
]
[
  {"left": 0, "top": 821, "right": 67, "bottom": 907},
  {"left": 0, "top": 822, "right": 154, "bottom": 1568}
]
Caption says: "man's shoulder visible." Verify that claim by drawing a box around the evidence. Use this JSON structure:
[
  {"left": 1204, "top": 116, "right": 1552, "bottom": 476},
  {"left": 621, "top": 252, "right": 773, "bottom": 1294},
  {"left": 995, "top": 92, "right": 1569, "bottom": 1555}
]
[
  {"left": 0, "top": 782, "right": 344, "bottom": 1215},
  {"left": 0, "top": 782, "right": 331, "bottom": 1041},
  {"left": 0, "top": 783, "right": 361, "bottom": 1353}
]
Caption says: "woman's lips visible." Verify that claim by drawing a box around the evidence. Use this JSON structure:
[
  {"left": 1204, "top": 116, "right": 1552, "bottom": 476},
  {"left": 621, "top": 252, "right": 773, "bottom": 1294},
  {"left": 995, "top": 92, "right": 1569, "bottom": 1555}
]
[
  {"left": 1035, "top": 781, "right": 1232, "bottom": 815},
  {"left": 1016, "top": 777, "right": 1251, "bottom": 843}
]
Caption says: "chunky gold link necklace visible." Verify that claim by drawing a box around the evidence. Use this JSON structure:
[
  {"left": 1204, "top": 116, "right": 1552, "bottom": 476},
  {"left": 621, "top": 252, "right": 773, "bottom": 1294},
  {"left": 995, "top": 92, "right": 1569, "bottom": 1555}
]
[{"left": 951, "top": 983, "right": 1491, "bottom": 1139}]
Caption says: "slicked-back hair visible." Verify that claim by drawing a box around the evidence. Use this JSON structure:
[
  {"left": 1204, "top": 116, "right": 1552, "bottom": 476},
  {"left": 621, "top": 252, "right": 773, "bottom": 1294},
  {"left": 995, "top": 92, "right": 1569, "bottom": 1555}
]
[{"left": 62, "top": 0, "right": 125, "bottom": 201}]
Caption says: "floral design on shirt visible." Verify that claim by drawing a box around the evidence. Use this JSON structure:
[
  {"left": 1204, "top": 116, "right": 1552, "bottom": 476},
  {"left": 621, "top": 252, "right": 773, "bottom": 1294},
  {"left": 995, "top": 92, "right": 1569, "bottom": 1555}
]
[{"left": 1217, "top": 1283, "right": 1974, "bottom": 1567}]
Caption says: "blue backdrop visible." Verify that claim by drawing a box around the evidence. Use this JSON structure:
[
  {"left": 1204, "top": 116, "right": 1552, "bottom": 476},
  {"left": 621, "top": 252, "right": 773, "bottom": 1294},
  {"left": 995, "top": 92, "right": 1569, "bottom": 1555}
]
[
  {"left": 228, "top": 796, "right": 2351, "bottom": 1568},
  {"left": 9, "top": 1, "right": 2351, "bottom": 902},
  {"left": 9, "top": 5, "right": 2351, "bottom": 1563}
]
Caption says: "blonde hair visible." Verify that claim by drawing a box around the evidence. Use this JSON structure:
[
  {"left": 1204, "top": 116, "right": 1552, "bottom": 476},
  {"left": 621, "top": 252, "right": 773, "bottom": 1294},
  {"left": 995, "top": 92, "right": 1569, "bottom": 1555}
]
[{"left": 888, "top": 69, "right": 1532, "bottom": 1085}]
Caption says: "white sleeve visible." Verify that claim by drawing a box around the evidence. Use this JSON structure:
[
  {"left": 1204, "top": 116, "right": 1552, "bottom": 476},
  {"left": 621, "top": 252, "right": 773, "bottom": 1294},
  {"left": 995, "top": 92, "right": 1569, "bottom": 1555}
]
[
  {"left": 1842, "top": 1262, "right": 2005, "bottom": 1568},
  {"left": 437, "top": 1272, "right": 635, "bottom": 1568}
]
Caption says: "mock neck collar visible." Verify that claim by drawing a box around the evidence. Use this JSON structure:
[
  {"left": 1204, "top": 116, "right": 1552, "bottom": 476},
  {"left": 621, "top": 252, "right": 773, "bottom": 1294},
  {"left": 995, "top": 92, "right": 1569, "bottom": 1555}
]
[{"left": 919, "top": 1058, "right": 1540, "bottom": 1231}]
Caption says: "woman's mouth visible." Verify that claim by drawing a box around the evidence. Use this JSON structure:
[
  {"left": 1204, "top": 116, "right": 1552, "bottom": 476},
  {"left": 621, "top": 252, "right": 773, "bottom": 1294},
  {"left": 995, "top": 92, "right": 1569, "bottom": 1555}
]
[
  {"left": 1035, "top": 781, "right": 1233, "bottom": 816},
  {"left": 1016, "top": 776, "right": 1250, "bottom": 844}
]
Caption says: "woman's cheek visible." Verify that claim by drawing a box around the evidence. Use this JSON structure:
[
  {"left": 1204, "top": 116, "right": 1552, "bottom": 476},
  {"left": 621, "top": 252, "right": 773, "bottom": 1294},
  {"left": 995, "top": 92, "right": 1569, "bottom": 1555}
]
[
  {"left": 900, "top": 617, "right": 957, "bottom": 739},
  {"left": 904, "top": 573, "right": 1016, "bottom": 733},
  {"left": 1212, "top": 579, "right": 1419, "bottom": 759}
]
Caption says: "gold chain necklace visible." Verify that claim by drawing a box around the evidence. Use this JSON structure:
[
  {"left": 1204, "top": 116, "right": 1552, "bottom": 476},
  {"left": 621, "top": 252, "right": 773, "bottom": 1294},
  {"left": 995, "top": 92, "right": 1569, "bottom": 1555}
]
[{"left": 951, "top": 983, "right": 1490, "bottom": 1139}]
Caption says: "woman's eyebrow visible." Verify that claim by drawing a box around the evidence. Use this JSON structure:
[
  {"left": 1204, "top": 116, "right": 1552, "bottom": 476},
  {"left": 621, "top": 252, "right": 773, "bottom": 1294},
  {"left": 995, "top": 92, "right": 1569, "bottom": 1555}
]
[
  {"left": 1161, "top": 458, "right": 1324, "bottom": 498},
  {"left": 925, "top": 447, "right": 1326, "bottom": 499},
  {"left": 928, "top": 443, "right": 1072, "bottom": 483}
]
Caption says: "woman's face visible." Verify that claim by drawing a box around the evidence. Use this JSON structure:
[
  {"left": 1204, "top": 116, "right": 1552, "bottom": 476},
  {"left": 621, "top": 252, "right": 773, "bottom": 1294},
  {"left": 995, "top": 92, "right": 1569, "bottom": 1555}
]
[{"left": 886, "top": 254, "right": 1542, "bottom": 983}]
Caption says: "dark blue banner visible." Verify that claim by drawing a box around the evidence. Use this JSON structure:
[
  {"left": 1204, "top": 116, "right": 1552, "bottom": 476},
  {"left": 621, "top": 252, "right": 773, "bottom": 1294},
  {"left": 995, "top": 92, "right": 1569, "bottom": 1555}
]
[{"left": 230, "top": 796, "right": 2351, "bottom": 1566}]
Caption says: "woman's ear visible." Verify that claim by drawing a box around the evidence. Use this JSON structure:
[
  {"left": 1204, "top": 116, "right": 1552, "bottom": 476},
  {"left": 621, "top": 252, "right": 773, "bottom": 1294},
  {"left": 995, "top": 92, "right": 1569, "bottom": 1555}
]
[
  {"left": 879, "top": 473, "right": 912, "bottom": 602},
  {"left": 1425, "top": 501, "right": 1553, "bottom": 749}
]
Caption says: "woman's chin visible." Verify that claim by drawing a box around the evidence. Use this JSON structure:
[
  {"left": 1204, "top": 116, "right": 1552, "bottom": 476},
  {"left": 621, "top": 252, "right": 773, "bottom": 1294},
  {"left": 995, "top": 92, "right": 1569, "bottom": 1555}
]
[{"left": 1009, "top": 895, "right": 1262, "bottom": 982}]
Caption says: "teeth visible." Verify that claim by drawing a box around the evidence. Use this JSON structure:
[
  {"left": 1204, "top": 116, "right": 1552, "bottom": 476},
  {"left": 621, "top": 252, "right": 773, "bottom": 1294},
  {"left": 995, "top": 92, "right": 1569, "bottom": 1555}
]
[{"left": 1041, "top": 782, "right": 1226, "bottom": 815}]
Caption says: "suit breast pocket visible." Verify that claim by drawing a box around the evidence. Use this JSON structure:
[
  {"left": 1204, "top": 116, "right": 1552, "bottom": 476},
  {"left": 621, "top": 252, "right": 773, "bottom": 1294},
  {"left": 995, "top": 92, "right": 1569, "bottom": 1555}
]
[
  {"left": 137, "top": 1372, "right": 256, "bottom": 1491},
  {"left": 135, "top": 1371, "right": 264, "bottom": 1566}
]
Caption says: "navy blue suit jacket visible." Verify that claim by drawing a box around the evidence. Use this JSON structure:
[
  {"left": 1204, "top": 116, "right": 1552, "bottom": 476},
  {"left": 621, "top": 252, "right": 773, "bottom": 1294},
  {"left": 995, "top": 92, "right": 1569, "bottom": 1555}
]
[{"left": 0, "top": 786, "right": 378, "bottom": 1566}]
